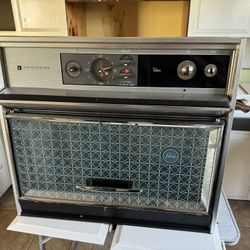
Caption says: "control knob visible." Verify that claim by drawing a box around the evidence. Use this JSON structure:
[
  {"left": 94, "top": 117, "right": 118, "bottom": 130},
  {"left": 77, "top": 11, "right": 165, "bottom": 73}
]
[
  {"left": 177, "top": 60, "right": 197, "bottom": 80},
  {"left": 65, "top": 61, "right": 82, "bottom": 78},
  {"left": 204, "top": 64, "right": 217, "bottom": 78}
]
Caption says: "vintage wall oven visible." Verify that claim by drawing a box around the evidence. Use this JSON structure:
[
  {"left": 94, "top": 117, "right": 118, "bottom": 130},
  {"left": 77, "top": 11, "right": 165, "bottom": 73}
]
[{"left": 0, "top": 37, "right": 245, "bottom": 233}]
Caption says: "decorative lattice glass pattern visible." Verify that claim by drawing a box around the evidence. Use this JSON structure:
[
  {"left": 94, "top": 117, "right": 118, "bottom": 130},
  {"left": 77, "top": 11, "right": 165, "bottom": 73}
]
[{"left": 9, "top": 118, "right": 223, "bottom": 213}]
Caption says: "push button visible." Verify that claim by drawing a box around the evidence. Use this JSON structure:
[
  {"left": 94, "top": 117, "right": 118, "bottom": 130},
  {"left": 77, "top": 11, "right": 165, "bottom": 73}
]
[{"left": 120, "top": 68, "right": 134, "bottom": 77}]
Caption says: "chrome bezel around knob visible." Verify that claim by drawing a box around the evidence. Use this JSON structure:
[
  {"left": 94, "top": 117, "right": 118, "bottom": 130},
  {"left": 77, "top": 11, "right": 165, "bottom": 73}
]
[
  {"left": 204, "top": 64, "right": 217, "bottom": 78},
  {"left": 177, "top": 60, "right": 197, "bottom": 80}
]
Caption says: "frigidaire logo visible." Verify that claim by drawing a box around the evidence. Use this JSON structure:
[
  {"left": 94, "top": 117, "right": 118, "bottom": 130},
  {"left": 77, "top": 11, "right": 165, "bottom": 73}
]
[
  {"left": 16, "top": 65, "right": 50, "bottom": 71},
  {"left": 161, "top": 147, "right": 180, "bottom": 165}
]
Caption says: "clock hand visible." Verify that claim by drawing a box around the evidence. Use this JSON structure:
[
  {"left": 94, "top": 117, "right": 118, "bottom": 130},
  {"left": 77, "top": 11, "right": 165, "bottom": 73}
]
[{"left": 102, "top": 66, "right": 112, "bottom": 71}]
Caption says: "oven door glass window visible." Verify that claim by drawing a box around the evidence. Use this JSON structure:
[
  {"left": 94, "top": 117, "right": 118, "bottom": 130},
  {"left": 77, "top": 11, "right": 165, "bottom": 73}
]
[{"left": 9, "top": 116, "right": 224, "bottom": 214}]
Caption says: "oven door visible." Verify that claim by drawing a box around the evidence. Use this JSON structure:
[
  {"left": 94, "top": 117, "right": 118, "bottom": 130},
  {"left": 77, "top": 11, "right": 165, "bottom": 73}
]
[{"left": 5, "top": 109, "right": 224, "bottom": 231}]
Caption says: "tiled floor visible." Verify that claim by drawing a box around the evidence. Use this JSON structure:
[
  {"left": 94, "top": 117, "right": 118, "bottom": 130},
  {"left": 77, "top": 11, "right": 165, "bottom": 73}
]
[
  {"left": 0, "top": 188, "right": 113, "bottom": 250},
  {"left": 227, "top": 200, "right": 250, "bottom": 250},
  {"left": 0, "top": 188, "right": 249, "bottom": 250}
]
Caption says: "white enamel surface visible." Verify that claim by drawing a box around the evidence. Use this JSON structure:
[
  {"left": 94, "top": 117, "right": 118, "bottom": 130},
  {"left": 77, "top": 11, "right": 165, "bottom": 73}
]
[
  {"left": 8, "top": 216, "right": 110, "bottom": 245},
  {"left": 223, "top": 130, "right": 250, "bottom": 200},
  {"left": 0, "top": 136, "right": 11, "bottom": 197},
  {"left": 111, "top": 225, "right": 222, "bottom": 250},
  {"left": 188, "top": 0, "right": 250, "bottom": 37}
]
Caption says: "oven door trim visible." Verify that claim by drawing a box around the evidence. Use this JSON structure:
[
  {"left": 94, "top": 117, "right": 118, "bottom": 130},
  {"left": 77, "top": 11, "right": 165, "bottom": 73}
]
[
  {"left": 19, "top": 197, "right": 212, "bottom": 233},
  {"left": 5, "top": 111, "right": 225, "bottom": 127},
  {"left": 0, "top": 104, "right": 226, "bottom": 232},
  {"left": 6, "top": 109, "right": 224, "bottom": 208},
  {"left": 0, "top": 100, "right": 231, "bottom": 118}
]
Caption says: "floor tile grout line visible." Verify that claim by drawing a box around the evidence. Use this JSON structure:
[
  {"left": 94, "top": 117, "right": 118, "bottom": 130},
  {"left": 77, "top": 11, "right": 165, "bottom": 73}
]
[
  {"left": 238, "top": 226, "right": 250, "bottom": 230},
  {"left": 0, "top": 206, "right": 16, "bottom": 209},
  {"left": 27, "top": 235, "right": 36, "bottom": 250},
  {"left": 0, "top": 208, "right": 17, "bottom": 213}
]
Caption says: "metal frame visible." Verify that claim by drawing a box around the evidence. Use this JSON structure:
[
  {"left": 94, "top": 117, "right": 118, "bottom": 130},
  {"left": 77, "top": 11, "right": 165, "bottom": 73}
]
[
  {"left": 1, "top": 50, "right": 232, "bottom": 96},
  {"left": 5, "top": 110, "right": 225, "bottom": 126},
  {"left": 0, "top": 100, "right": 231, "bottom": 117},
  {"left": 7, "top": 108, "right": 224, "bottom": 215},
  {"left": 38, "top": 236, "right": 78, "bottom": 250},
  {"left": 209, "top": 39, "right": 246, "bottom": 233},
  {"left": 0, "top": 49, "right": 6, "bottom": 92},
  {"left": 0, "top": 37, "right": 242, "bottom": 97},
  {"left": 0, "top": 36, "right": 243, "bottom": 48}
]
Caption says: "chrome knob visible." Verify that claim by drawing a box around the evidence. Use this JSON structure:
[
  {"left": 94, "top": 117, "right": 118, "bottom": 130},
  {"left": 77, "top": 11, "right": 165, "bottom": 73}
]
[
  {"left": 204, "top": 64, "right": 217, "bottom": 78},
  {"left": 177, "top": 60, "right": 197, "bottom": 80}
]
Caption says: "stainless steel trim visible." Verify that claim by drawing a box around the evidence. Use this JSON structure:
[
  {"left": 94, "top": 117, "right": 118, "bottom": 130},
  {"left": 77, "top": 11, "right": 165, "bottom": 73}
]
[
  {"left": 226, "top": 51, "right": 236, "bottom": 99},
  {"left": 1, "top": 42, "right": 238, "bottom": 50},
  {"left": 19, "top": 196, "right": 208, "bottom": 215},
  {"left": 226, "top": 39, "right": 246, "bottom": 102},
  {"left": 210, "top": 39, "right": 247, "bottom": 233},
  {"left": 0, "top": 36, "right": 242, "bottom": 50},
  {"left": 0, "top": 100, "right": 231, "bottom": 117},
  {"left": 76, "top": 185, "right": 142, "bottom": 194},
  {"left": 0, "top": 86, "right": 227, "bottom": 97},
  {"left": 230, "top": 40, "right": 247, "bottom": 106},
  {"left": 4, "top": 111, "right": 225, "bottom": 127},
  {"left": 61, "top": 49, "right": 232, "bottom": 55},
  {"left": 7, "top": 110, "right": 225, "bottom": 215},
  {"left": 204, "top": 126, "right": 225, "bottom": 212},
  {"left": 0, "top": 49, "right": 6, "bottom": 91}
]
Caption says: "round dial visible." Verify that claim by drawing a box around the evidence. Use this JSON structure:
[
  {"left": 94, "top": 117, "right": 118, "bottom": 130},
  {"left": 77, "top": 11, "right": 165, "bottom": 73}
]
[
  {"left": 66, "top": 61, "right": 82, "bottom": 78},
  {"left": 177, "top": 60, "right": 197, "bottom": 80},
  {"left": 91, "top": 58, "right": 113, "bottom": 82}
]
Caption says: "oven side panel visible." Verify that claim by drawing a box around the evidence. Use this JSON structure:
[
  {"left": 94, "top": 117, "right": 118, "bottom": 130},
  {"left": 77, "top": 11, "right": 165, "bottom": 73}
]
[
  {"left": 0, "top": 49, "right": 21, "bottom": 213},
  {"left": 210, "top": 39, "right": 247, "bottom": 233},
  {"left": 0, "top": 105, "right": 21, "bottom": 214}
]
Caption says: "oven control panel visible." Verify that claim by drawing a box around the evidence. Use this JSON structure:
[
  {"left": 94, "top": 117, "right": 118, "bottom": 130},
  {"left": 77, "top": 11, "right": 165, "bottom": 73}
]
[
  {"left": 61, "top": 53, "right": 138, "bottom": 86},
  {"left": 61, "top": 53, "right": 230, "bottom": 89}
]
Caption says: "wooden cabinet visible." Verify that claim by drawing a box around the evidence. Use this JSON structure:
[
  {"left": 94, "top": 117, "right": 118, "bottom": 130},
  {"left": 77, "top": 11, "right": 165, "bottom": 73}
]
[
  {"left": 11, "top": 0, "right": 68, "bottom": 36},
  {"left": 66, "top": 1, "right": 189, "bottom": 37},
  {"left": 0, "top": 0, "right": 68, "bottom": 36},
  {"left": 0, "top": 0, "right": 15, "bottom": 32},
  {"left": 188, "top": 0, "right": 250, "bottom": 37},
  {"left": 0, "top": 0, "right": 189, "bottom": 37},
  {"left": 2, "top": 0, "right": 250, "bottom": 38}
]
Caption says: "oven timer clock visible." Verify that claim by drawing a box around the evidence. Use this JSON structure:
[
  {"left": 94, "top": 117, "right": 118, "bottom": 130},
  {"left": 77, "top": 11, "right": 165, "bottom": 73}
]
[{"left": 64, "top": 54, "right": 136, "bottom": 86}]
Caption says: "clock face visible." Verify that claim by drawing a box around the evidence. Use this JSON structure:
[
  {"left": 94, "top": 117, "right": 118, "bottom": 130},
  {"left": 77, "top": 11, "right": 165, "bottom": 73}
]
[
  {"left": 90, "top": 58, "right": 113, "bottom": 82},
  {"left": 62, "top": 53, "right": 137, "bottom": 86}
]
